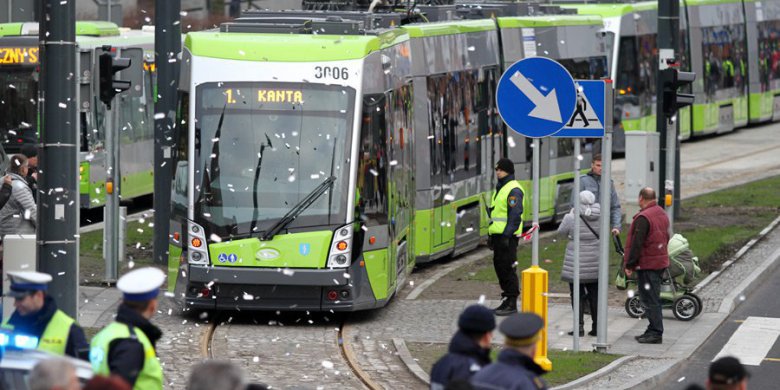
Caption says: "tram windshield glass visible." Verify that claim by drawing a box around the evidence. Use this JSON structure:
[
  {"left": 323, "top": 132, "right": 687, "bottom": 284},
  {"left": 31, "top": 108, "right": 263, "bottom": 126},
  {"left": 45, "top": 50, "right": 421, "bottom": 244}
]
[
  {"left": 194, "top": 82, "right": 355, "bottom": 237},
  {"left": 0, "top": 66, "right": 38, "bottom": 153}
]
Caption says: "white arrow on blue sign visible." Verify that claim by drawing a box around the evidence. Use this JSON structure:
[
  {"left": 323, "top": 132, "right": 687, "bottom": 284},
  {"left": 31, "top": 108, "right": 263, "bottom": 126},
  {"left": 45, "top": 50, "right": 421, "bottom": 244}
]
[{"left": 496, "top": 57, "right": 577, "bottom": 138}]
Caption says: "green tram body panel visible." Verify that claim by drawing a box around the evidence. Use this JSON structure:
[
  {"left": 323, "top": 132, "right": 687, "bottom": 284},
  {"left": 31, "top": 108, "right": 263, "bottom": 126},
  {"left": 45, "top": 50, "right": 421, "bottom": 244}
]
[
  {"left": 0, "top": 21, "right": 156, "bottom": 208},
  {"left": 207, "top": 232, "right": 333, "bottom": 269}
]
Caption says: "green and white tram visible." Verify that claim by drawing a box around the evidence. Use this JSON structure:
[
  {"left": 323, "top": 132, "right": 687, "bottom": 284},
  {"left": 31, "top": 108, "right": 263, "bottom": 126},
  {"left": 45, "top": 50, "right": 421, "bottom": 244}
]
[
  {"left": 0, "top": 21, "right": 156, "bottom": 207},
  {"left": 168, "top": 3, "right": 608, "bottom": 311}
]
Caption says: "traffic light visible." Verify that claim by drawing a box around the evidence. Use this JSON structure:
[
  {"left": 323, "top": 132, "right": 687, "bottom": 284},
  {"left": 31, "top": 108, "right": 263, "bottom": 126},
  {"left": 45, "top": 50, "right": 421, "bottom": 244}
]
[
  {"left": 660, "top": 67, "right": 695, "bottom": 118},
  {"left": 99, "top": 46, "right": 132, "bottom": 108}
]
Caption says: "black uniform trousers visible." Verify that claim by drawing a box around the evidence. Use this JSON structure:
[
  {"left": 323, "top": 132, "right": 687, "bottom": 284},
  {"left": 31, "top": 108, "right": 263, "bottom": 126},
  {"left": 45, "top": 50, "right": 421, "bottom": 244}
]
[{"left": 491, "top": 235, "right": 519, "bottom": 299}]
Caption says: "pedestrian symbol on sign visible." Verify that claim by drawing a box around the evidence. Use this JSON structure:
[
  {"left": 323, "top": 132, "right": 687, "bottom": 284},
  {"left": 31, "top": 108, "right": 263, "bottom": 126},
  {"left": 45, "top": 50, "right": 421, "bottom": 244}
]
[{"left": 566, "top": 85, "right": 603, "bottom": 129}]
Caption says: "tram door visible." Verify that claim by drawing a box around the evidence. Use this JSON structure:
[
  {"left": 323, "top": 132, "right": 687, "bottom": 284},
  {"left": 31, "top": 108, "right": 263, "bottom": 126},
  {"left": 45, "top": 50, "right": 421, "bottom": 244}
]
[{"left": 428, "top": 75, "right": 452, "bottom": 250}]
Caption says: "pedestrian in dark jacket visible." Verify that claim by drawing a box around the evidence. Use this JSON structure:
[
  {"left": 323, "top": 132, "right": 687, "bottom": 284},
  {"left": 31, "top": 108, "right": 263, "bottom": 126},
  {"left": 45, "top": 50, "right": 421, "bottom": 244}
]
[
  {"left": 20, "top": 143, "right": 38, "bottom": 201},
  {"left": 624, "top": 187, "right": 670, "bottom": 344},
  {"left": 430, "top": 305, "right": 495, "bottom": 390},
  {"left": 558, "top": 190, "right": 600, "bottom": 336},
  {"left": 573, "top": 153, "right": 621, "bottom": 236},
  {"left": 471, "top": 313, "right": 548, "bottom": 390},
  {"left": 3, "top": 271, "right": 89, "bottom": 360},
  {"left": 0, "top": 174, "right": 12, "bottom": 210}
]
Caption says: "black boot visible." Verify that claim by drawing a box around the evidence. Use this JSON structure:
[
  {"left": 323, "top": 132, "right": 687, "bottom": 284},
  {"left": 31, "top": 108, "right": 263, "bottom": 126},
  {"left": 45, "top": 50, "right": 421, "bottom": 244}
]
[{"left": 494, "top": 297, "right": 518, "bottom": 316}]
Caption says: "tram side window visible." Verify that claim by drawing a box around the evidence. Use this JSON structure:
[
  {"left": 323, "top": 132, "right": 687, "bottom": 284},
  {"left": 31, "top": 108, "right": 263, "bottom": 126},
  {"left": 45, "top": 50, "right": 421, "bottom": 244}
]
[
  {"left": 172, "top": 91, "right": 189, "bottom": 213},
  {"left": 357, "top": 94, "right": 388, "bottom": 226},
  {"left": 616, "top": 37, "right": 639, "bottom": 96},
  {"left": 702, "top": 25, "right": 747, "bottom": 96},
  {"left": 756, "top": 20, "right": 780, "bottom": 92}
]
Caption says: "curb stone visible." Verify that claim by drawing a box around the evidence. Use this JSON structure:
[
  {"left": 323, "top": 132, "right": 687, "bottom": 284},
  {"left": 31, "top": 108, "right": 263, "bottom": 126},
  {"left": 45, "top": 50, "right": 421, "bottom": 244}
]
[
  {"left": 550, "top": 355, "right": 638, "bottom": 390},
  {"left": 392, "top": 338, "right": 430, "bottom": 386}
]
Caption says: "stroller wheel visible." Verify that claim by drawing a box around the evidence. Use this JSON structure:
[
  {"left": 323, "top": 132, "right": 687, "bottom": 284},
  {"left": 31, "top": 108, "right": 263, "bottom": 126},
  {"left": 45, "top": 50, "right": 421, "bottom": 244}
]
[
  {"left": 688, "top": 293, "right": 703, "bottom": 316},
  {"left": 673, "top": 295, "right": 700, "bottom": 321},
  {"left": 625, "top": 296, "right": 645, "bottom": 318}
]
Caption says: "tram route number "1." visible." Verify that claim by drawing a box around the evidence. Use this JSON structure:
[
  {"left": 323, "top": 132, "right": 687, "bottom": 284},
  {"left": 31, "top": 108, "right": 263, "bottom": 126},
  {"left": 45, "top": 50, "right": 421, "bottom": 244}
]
[{"left": 314, "top": 66, "right": 349, "bottom": 80}]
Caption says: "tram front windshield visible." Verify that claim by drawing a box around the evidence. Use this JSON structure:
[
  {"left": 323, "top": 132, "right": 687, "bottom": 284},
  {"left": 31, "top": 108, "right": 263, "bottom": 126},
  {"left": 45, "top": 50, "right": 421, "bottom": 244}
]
[
  {"left": 0, "top": 66, "right": 38, "bottom": 153},
  {"left": 194, "top": 82, "right": 355, "bottom": 238}
]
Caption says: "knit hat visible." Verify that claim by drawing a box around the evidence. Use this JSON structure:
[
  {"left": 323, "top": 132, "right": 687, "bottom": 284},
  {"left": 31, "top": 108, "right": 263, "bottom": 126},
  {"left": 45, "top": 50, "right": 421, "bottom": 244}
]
[
  {"left": 458, "top": 305, "right": 496, "bottom": 333},
  {"left": 495, "top": 158, "right": 514, "bottom": 175},
  {"left": 580, "top": 190, "right": 596, "bottom": 216}
]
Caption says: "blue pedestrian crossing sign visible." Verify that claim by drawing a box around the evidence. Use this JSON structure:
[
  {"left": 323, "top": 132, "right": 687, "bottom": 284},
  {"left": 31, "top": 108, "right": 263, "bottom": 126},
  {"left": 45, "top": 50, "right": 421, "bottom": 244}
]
[
  {"left": 496, "top": 57, "right": 577, "bottom": 138},
  {"left": 555, "top": 80, "right": 606, "bottom": 138}
]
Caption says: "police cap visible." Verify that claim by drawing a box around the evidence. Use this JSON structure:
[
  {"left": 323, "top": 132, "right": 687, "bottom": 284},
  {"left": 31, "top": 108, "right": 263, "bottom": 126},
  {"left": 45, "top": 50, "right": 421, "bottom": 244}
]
[
  {"left": 117, "top": 267, "right": 166, "bottom": 302},
  {"left": 499, "top": 312, "right": 544, "bottom": 347},
  {"left": 458, "top": 304, "right": 496, "bottom": 333},
  {"left": 5, "top": 271, "right": 52, "bottom": 298}
]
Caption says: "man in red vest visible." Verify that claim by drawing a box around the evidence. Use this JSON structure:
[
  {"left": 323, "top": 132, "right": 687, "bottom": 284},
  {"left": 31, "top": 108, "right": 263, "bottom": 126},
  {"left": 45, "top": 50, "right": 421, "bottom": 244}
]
[{"left": 623, "top": 187, "right": 670, "bottom": 344}]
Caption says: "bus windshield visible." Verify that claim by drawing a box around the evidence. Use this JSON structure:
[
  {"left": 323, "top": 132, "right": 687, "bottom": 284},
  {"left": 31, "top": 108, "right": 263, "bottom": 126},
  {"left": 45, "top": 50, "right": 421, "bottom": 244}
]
[
  {"left": 194, "top": 82, "right": 355, "bottom": 238},
  {"left": 0, "top": 66, "right": 38, "bottom": 153}
]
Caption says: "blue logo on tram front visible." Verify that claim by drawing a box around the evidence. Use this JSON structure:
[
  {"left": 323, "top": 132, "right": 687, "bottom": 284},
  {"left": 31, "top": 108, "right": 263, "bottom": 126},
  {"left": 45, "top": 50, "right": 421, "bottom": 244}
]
[
  {"left": 218, "top": 253, "right": 228, "bottom": 263},
  {"left": 228, "top": 253, "right": 238, "bottom": 263},
  {"left": 299, "top": 243, "right": 311, "bottom": 256}
]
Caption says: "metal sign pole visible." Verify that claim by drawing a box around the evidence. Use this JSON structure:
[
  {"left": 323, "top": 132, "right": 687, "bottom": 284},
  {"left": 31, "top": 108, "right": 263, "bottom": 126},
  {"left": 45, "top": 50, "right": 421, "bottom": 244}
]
[
  {"left": 572, "top": 139, "right": 581, "bottom": 351},
  {"left": 595, "top": 82, "right": 614, "bottom": 352},
  {"left": 104, "top": 104, "right": 118, "bottom": 282},
  {"left": 532, "top": 138, "right": 540, "bottom": 267}
]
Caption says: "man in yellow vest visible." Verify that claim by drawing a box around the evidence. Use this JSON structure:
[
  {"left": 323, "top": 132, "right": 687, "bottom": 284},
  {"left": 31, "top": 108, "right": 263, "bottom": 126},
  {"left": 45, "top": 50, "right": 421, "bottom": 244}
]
[
  {"left": 90, "top": 267, "right": 165, "bottom": 389},
  {"left": 489, "top": 158, "right": 524, "bottom": 316},
  {"left": 4, "top": 271, "right": 89, "bottom": 359}
]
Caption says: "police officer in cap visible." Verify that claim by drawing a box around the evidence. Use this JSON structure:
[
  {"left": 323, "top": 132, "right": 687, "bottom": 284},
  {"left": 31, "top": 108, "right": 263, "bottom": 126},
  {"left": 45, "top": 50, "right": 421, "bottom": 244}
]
[
  {"left": 430, "top": 304, "right": 496, "bottom": 389},
  {"left": 3, "top": 271, "right": 89, "bottom": 359},
  {"left": 470, "top": 312, "right": 548, "bottom": 390},
  {"left": 489, "top": 158, "right": 524, "bottom": 316},
  {"left": 90, "top": 267, "right": 165, "bottom": 389}
]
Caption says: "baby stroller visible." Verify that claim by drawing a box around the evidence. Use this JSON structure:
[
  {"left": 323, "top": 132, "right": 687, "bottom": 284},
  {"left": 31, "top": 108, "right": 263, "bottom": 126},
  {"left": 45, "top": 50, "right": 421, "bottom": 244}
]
[{"left": 615, "top": 234, "right": 703, "bottom": 321}]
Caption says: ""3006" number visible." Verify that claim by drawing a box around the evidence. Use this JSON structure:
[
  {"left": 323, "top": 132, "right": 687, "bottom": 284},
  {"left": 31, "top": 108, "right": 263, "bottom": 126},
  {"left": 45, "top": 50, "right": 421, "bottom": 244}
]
[{"left": 314, "top": 66, "right": 349, "bottom": 80}]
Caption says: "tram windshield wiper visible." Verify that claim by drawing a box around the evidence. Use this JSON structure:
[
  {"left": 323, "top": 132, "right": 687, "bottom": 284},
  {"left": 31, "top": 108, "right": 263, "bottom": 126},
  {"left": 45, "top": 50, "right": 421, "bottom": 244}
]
[{"left": 260, "top": 175, "right": 337, "bottom": 241}]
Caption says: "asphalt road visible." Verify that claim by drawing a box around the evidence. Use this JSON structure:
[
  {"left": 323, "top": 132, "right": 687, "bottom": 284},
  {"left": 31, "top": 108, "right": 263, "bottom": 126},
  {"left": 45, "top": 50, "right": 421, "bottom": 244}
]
[{"left": 659, "top": 256, "right": 780, "bottom": 389}]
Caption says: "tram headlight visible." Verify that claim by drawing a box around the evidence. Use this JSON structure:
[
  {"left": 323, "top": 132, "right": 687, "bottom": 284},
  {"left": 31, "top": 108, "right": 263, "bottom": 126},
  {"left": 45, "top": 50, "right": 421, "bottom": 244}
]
[
  {"left": 328, "top": 224, "right": 353, "bottom": 268},
  {"left": 187, "top": 220, "right": 209, "bottom": 265}
]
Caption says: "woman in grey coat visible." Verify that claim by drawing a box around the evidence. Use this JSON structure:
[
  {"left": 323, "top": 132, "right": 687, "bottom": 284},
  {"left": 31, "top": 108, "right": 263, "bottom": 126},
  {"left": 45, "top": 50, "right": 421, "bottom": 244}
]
[
  {"left": 558, "top": 190, "right": 600, "bottom": 336},
  {"left": 0, "top": 154, "right": 37, "bottom": 237}
]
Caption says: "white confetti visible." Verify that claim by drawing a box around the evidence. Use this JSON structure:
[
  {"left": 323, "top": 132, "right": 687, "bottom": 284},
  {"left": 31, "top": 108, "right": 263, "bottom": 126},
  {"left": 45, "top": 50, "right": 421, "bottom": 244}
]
[{"left": 321, "top": 360, "right": 334, "bottom": 369}]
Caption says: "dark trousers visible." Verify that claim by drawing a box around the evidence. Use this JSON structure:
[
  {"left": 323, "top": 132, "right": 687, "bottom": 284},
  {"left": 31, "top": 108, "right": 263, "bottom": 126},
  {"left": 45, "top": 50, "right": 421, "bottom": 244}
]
[
  {"left": 491, "top": 235, "right": 519, "bottom": 298},
  {"left": 568, "top": 282, "right": 599, "bottom": 331},
  {"left": 637, "top": 269, "right": 664, "bottom": 336}
]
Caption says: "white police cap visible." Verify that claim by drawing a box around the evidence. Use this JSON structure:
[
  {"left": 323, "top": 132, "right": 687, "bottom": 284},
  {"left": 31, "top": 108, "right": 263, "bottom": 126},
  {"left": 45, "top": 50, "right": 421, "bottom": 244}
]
[
  {"left": 116, "top": 267, "right": 166, "bottom": 302},
  {"left": 5, "top": 271, "right": 53, "bottom": 298}
]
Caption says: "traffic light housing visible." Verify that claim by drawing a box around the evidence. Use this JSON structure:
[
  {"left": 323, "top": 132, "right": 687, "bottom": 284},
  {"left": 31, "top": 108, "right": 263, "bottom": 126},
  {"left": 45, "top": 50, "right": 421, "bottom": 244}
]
[
  {"left": 661, "top": 67, "right": 695, "bottom": 118},
  {"left": 99, "top": 46, "right": 132, "bottom": 108}
]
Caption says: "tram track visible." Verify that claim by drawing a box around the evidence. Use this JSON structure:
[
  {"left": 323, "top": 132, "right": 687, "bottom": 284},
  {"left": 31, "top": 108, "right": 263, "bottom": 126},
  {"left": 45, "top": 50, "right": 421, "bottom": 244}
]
[{"left": 200, "top": 311, "right": 381, "bottom": 389}]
